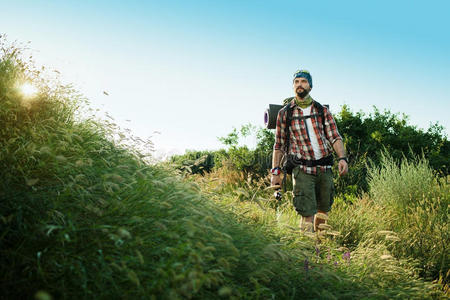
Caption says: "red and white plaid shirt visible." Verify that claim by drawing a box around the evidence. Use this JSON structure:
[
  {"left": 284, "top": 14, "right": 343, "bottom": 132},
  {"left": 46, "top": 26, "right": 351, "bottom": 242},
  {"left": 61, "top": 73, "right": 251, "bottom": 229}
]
[{"left": 274, "top": 99, "right": 342, "bottom": 175}]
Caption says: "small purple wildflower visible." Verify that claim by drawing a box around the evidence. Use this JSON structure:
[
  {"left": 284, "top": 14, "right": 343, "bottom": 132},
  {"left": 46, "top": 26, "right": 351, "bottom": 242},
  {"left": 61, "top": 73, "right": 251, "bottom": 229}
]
[
  {"left": 327, "top": 249, "right": 332, "bottom": 262},
  {"left": 342, "top": 251, "right": 351, "bottom": 263},
  {"left": 315, "top": 246, "right": 320, "bottom": 256}
]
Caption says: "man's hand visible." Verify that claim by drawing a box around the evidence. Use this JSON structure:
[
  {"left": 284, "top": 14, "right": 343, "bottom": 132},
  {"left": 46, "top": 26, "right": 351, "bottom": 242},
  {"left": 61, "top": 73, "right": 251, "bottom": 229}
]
[
  {"left": 332, "top": 139, "right": 348, "bottom": 176},
  {"left": 271, "top": 174, "right": 282, "bottom": 187},
  {"left": 338, "top": 160, "right": 348, "bottom": 176}
]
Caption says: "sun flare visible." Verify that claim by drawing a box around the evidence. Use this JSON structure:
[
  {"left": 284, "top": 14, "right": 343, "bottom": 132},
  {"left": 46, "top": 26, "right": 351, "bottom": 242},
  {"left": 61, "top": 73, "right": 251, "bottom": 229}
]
[{"left": 19, "top": 83, "right": 38, "bottom": 98}]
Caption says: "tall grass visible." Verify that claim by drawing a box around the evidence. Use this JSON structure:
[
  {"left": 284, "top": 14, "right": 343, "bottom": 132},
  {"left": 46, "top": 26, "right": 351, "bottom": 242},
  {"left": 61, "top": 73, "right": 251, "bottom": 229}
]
[
  {"left": 1, "top": 38, "right": 446, "bottom": 299},
  {"left": 369, "top": 153, "right": 449, "bottom": 282},
  {"left": 194, "top": 166, "right": 446, "bottom": 299},
  {"left": 329, "top": 152, "right": 449, "bottom": 289},
  {"left": 368, "top": 152, "right": 442, "bottom": 210}
]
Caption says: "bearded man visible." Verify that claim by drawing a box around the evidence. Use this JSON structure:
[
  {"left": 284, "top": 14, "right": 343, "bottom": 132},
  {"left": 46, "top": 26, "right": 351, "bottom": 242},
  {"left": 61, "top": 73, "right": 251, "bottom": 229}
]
[{"left": 271, "top": 69, "right": 348, "bottom": 232}]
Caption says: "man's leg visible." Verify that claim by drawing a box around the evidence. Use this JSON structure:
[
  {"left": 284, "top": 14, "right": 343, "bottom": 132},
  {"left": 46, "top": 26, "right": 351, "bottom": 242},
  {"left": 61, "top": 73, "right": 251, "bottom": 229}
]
[
  {"left": 292, "top": 167, "right": 317, "bottom": 232},
  {"left": 314, "top": 169, "right": 334, "bottom": 231},
  {"left": 300, "top": 215, "right": 314, "bottom": 232}
]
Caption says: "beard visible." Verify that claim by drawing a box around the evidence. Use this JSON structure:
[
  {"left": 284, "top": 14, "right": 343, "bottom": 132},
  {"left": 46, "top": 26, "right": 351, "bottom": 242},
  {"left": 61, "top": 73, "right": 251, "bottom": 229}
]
[{"left": 296, "top": 87, "right": 310, "bottom": 99}]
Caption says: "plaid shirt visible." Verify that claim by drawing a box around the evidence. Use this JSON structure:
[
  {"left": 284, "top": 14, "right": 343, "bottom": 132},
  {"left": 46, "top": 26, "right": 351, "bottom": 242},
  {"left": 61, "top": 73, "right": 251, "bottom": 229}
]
[{"left": 274, "top": 98, "right": 342, "bottom": 175}]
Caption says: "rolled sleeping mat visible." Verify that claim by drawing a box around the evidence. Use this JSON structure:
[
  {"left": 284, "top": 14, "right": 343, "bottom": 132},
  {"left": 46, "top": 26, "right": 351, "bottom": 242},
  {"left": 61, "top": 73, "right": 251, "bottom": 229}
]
[{"left": 264, "top": 104, "right": 283, "bottom": 129}]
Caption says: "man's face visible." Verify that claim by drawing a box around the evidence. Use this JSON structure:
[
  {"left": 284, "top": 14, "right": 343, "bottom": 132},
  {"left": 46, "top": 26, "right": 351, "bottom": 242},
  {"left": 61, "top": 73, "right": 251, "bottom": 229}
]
[{"left": 293, "top": 77, "right": 311, "bottom": 99}]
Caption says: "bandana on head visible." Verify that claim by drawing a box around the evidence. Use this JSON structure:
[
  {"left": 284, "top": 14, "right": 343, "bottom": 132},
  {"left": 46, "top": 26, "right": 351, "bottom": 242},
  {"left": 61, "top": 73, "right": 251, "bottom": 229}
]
[{"left": 293, "top": 69, "right": 313, "bottom": 88}]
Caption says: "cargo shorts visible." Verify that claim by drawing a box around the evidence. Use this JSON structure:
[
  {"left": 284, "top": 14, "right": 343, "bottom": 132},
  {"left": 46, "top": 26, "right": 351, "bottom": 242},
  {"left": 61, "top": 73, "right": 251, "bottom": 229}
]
[{"left": 292, "top": 167, "right": 335, "bottom": 217}]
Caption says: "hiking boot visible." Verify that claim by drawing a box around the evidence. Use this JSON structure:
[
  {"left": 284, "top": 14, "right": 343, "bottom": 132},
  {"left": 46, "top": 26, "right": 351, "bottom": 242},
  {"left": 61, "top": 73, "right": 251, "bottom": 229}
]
[
  {"left": 314, "top": 212, "right": 329, "bottom": 232},
  {"left": 300, "top": 221, "right": 314, "bottom": 233}
]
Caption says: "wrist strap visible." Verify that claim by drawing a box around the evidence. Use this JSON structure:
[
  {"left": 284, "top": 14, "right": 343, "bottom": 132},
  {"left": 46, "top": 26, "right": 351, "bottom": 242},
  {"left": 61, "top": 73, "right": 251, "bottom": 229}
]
[
  {"left": 271, "top": 167, "right": 281, "bottom": 175},
  {"left": 338, "top": 157, "right": 348, "bottom": 163}
]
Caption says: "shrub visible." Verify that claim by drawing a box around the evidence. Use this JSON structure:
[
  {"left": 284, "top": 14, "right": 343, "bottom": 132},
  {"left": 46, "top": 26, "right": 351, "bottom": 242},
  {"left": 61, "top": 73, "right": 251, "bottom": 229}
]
[
  {"left": 216, "top": 124, "right": 273, "bottom": 179},
  {"left": 170, "top": 150, "right": 217, "bottom": 175}
]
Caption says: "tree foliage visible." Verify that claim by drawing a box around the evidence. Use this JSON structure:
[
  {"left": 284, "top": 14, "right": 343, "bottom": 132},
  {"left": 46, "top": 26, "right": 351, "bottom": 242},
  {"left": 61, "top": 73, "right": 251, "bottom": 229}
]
[
  {"left": 334, "top": 105, "right": 449, "bottom": 194},
  {"left": 171, "top": 124, "right": 274, "bottom": 179},
  {"left": 215, "top": 124, "right": 273, "bottom": 179}
]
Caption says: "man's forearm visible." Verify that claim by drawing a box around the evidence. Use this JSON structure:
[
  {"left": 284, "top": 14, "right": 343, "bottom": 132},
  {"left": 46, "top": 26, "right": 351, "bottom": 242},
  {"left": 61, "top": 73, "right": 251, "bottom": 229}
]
[
  {"left": 332, "top": 139, "right": 346, "bottom": 158},
  {"left": 272, "top": 149, "right": 284, "bottom": 168}
]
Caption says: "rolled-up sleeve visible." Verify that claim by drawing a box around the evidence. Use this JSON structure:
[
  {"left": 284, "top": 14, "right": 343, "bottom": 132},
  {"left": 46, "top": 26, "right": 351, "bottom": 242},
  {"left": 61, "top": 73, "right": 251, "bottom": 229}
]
[
  {"left": 323, "top": 107, "right": 342, "bottom": 145},
  {"left": 273, "top": 108, "right": 286, "bottom": 151}
]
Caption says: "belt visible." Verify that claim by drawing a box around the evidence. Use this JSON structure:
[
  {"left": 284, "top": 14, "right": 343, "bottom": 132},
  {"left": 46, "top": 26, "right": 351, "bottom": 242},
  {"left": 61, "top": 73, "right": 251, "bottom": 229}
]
[{"left": 290, "top": 155, "right": 333, "bottom": 167}]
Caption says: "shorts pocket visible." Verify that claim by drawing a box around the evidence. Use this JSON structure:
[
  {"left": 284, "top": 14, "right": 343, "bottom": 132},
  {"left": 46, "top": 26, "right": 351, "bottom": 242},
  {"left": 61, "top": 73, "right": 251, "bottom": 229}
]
[
  {"left": 330, "top": 183, "right": 335, "bottom": 207},
  {"left": 293, "top": 190, "right": 316, "bottom": 216}
]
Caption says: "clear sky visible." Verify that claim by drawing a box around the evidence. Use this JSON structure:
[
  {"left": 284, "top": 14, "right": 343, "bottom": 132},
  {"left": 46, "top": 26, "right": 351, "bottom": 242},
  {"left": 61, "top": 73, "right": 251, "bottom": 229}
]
[{"left": 2, "top": 0, "right": 449, "bottom": 158}]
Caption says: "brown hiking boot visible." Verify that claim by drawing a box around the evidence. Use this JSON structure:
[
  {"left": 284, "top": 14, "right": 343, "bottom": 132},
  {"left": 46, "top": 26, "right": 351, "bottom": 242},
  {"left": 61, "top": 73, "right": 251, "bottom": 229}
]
[
  {"left": 314, "top": 212, "right": 329, "bottom": 232},
  {"left": 300, "top": 221, "right": 314, "bottom": 233}
]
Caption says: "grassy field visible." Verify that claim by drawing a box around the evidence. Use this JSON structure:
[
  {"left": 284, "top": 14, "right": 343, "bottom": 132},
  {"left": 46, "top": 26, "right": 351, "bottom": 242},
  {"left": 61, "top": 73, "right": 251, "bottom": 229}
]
[{"left": 1, "top": 39, "right": 448, "bottom": 299}]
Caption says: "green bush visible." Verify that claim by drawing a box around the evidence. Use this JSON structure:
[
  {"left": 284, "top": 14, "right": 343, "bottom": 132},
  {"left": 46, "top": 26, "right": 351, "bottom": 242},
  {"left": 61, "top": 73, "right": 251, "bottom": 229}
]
[
  {"left": 334, "top": 105, "right": 449, "bottom": 195},
  {"left": 169, "top": 125, "right": 274, "bottom": 179},
  {"left": 215, "top": 124, "right": 273, "bottom": 179},
  {"left": 170, "top": 150, "right": 217, "bottom": 174}
]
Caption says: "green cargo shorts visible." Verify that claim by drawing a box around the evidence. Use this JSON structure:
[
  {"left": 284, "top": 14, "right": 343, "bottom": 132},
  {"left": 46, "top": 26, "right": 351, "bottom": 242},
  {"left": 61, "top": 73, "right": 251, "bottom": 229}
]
[{"left": 292, "top": 167, "right": 335, "bottom": 217}]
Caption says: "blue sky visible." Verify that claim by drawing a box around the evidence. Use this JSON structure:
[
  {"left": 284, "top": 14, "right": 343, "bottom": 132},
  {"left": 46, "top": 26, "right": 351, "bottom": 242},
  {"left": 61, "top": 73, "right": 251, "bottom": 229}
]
[{"left": 2, "top": 0, "right": 449, "bottom": 158}]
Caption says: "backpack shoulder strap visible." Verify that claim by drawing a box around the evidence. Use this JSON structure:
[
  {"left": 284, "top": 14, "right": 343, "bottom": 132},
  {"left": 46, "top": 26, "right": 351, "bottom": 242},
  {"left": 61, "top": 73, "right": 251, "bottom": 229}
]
[
  {"left": 281, "top": 102, "right": 293, "bottom": 192},
  {"left": 283, "top": 97, "right": 295, "bottom": 106},
  {"left": 313, "top": 101, "right": 326, "bottom": 132},
  {"left": 283, "top": 102, "right": 293, "bottom": 154},
  {"left": 313, "top": 100, "right": 324, "bottom": 115}
]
